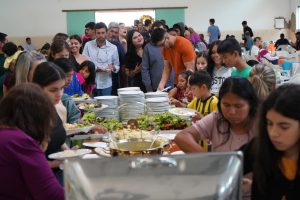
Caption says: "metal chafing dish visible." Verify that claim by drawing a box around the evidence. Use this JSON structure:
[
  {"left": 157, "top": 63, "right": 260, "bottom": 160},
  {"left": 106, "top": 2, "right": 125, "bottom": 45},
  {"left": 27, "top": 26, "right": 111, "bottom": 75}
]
[
  {"left": 109, "top": 138, "right": 164, "bottom": 156},
  {"left": 64, "top": 152, "right": 243, "bottom": 200}
]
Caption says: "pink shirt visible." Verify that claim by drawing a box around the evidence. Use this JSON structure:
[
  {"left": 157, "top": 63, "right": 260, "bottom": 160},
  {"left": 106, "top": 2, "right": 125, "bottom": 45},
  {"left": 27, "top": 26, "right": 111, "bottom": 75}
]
[{"left": 193, "top": 112, "right": 255, "bottom": 152}]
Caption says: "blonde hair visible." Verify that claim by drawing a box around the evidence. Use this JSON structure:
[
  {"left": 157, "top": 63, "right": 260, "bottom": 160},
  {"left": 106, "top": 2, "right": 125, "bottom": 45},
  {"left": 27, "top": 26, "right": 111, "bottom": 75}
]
[
  {"left": 15, "top": 51, "right": 46, "bottom": 85},
  {"left": 249, "top": 64, "right": 276, "bottom": 101}
]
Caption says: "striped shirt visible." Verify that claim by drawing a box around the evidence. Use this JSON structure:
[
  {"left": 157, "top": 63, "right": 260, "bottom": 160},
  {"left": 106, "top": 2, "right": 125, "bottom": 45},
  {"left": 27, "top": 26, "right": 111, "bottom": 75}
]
[{"left": 187, "top": 95, "right": 218, "bottom": 116}]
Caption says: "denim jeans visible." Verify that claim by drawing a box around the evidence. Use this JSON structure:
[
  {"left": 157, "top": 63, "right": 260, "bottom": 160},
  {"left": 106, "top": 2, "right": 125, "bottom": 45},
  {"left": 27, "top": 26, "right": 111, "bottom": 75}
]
[{"left": 93, "top": 87, "right": 112, "bottom": 96}]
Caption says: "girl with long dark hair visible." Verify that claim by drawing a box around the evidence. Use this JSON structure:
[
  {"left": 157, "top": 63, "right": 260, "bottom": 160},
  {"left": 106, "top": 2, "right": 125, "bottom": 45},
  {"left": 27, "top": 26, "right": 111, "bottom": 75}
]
[
  {"left": 124, "top": 29, "right": 146, "bottom": 92},
  {"left": 242, "top": 84, "right": 300, "bottom": 199},
  {"left": 175, "top": 77, "right": 258, "bottom": 152}
]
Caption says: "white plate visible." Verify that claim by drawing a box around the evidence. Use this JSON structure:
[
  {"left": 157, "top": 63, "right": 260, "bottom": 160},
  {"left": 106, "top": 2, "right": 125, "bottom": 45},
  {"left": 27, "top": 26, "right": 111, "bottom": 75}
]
[
  {"left": 65, "top": 125, "right": 94, "bottom": 136},
  {"left": 94, "top": 147, "right": 111, "bottom": 157},
  {"left": 79, "top": 104, "right": 108, "bottom": 112},
  {"left": 145, "top": 91, "right": 168, "bottom": 96},
  {"left": 168, "top": 107, "right": 196, "bottom": 117},
  {"left": 82, "top": 154, "right": 100, "bottom": 159},
  {"left": 158, "top": 133, "right": 177, "bottom": 140},
  {"left": 94, "top": 96, "right": 118, "bottom": 100},
  {"left": 117, "top": 87, "right": 140, "bottom": 92},
  {"left": 146, "top": 97, "right": 168, "bottom": 103},
  {"left": 48, "top": 149, "right": 92, "bottom": 160},
  {"left": 170, "top": 151, "right": 185, "bottom": 155},
  {"left": 83, "top": 142, "right": 108, "bottom": 148},
  {"left": 119, "top": 91, "right": 144, "bottom": 95}
]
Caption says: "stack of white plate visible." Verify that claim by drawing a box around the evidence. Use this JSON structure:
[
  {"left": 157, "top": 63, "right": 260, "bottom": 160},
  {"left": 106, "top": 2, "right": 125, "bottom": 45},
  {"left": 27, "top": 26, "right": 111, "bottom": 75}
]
[
  {"left": 146, "top": 97, "right": 170, "bottom": 115},
  {"left": 118, "top": 90, "right": 145, "bottom": 122},
  {"left": 117, "top": 87, "right": 140, "bottom": 96},
  {"left": 145, "top": 91, "right": 168, "bottom": 99},
  {"left": 93, "top": 96, "right": 119, "bottom": 119}
]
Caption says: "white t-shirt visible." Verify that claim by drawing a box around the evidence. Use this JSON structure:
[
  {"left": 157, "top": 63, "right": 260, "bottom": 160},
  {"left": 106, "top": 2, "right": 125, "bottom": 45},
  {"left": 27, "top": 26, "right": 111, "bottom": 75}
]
[
  {"left": 210, "top": 66, "right": 232, "bottom": 95},
  {"left": 250, "top": 45, "right": 260, "bottom": 56}
]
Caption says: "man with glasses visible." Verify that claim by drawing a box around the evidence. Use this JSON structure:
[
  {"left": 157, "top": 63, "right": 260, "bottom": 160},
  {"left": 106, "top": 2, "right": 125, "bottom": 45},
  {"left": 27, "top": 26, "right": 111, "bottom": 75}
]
[
  {"left": 0, "top": 32, "right": 8, "bottom": 98},
  {"left": 153, "top": 28, "right": 196, "bottom": 91},
  {"left": 83, "top": 22, "right": 119, "bottom": 96}
]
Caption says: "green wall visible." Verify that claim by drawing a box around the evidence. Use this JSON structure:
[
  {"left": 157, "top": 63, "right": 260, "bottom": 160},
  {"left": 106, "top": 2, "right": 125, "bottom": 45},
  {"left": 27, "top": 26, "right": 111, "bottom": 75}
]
[
  {"left": 66, "top": 11, "right": 95, "bottom": 36},
  {"left": 155, "top": 8, "right": 185, "bottom": 27}
]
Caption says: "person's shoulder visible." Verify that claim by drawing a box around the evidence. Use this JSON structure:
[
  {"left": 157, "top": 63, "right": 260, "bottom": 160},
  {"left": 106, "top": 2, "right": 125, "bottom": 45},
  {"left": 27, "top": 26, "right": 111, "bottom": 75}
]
[
  {"left": 86, "top": 39, "right": 95, "bottom": 45},
  {"left": 0, "top": 128, "right": 38, "bottom": 149},
  {"left": 202, "top": 111, "right": 219, "bottom": 123},
  {"left": 187, "top": 97, "right": 197, "bottom": 108},
  {"left": 211, "top": 94, "right": 219, "bottom": 102}
]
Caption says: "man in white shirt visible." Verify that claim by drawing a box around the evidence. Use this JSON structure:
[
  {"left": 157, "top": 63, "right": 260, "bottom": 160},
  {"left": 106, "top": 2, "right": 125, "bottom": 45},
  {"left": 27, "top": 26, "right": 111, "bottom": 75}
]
[
  {"left": 83, "top": 22, "right": 120, "bottom": 96},
  {"left": 23, "top": 37, "right": 34, "bottom": 52},
  {"left": 250, "top": 37, "right": 262, "bottom": 58}
]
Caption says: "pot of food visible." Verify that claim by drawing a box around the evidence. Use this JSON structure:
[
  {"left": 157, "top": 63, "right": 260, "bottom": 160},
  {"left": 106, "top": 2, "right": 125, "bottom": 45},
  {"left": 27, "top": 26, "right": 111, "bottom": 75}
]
[{"left": 109, "top": 138, "right": 164, "bottom": 156}]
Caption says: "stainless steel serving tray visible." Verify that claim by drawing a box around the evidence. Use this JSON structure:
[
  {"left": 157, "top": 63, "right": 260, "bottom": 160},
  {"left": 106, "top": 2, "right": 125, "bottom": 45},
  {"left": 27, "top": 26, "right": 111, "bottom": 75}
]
[{"left": 64, "top": 152, "right": 243, "bottom": 200}]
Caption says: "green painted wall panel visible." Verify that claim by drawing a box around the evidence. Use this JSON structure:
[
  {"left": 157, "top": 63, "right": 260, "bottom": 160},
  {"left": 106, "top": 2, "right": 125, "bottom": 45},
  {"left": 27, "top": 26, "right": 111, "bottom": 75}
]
[
  {"left": 66, "top": 11, "right": 95, "bottom": 36},
  {"left": 155, "top": 8, "right": 185, "bottom": 27}
]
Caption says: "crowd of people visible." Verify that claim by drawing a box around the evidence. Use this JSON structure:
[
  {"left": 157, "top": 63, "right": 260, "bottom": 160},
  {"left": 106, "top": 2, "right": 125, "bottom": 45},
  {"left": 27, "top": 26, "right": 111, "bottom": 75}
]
[{"left": 0, "top": 17, "right": 300, "bottom": 200}]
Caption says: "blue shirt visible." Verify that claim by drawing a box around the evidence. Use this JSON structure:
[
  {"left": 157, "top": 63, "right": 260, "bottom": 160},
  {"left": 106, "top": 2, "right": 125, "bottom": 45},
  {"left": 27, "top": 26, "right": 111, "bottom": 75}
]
[
  {"left": 83, "top": 39, "right": 120, "bottom": 89},
  {"left": 64, "top": 73, "right": 83, "bottom": 96},
  {"left": 207, "top": 25, "right": 220, "bottom": 44}
]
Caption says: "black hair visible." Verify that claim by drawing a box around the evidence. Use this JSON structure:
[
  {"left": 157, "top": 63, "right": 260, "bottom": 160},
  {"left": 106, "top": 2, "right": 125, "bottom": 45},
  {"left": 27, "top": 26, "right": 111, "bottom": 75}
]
[
  {"left": 0, "top": 32, "right": 7, "bottom": 43},
  {"left": 151, "top": 20, "right": 164, "bottom": 30},
  {"left": 296, "top": 31, "right": 300, "bottom": 36},
  {"left": 209, "top": 18, "right": 215, "bottom": 24},
  {"left": 189, "top": 70, "right": 212, "bottom": 89},
  {"left": 216, "top": 77, "right": 258, "bottom": 147},
  {"left": 3, "top": 42, "right": 18, "bottom": 57},
  {"left": 247, "top": 60, "right": 259, "bottom": 67},
  {"left": 160, "top": 19, "right": 166, "bottom": 25},
  {"left": 217, "top": 38, "right": 242, "bottom": 56},
  {"left": 151, "top": 28, "right": 167, "bottom": 45},
  {"left": 144, "top": 19, "right": 152, "bottom": 26},
  {"left": 126, "top": 29, "right": 145, "bottom": 57},
  {"left": 52, "top": 33, "right": 69, "bottom": 42},
  {"left": 53, "top": 57, "right": 74, "bottom": 73},
  {"left": 207, "top": 40, "right": 222, "bottom": 77},
  {"left": 0, "top": 83, "right": 56, "bottom": 145},
  {"left": 78, "top": 60, "right": 96, "bottom": 85},
  {"left": 26, "top": 37, "right": 31, "bottom": 41},
  {"left": 242, "top": 21, "right": 247, "bottom": 25},
  {"left": 32, "top": 61, "right": 65, "bottom": 88},
  {"left": 179, "top": 70, "right": 193, "bottom": 81},
  {"left": 254, "top": 37, "right": 261, "bottom": 43},
  {"left": 167, "top": 28, "right": 176, "bottom": 33},
  {"left": 95, "top": 22, "right": 108, "bottom": 31},
  {"left": 280, "top": 33, "right": 285, "bottom": 38},
  {"left": 255, "top": 84, "right": 300, "bottom": 194},
  {"left": 69, "top": 34, "right": 82, "bottom": 44},
  {"left": 41, "top": 43, "right": 50, "bottom": 51},
  {"left": 172, "top": 23, "right": 185, "bottom": 37},
  {"left": 85, "top": 22, "right": 95, "bottom": 29},
  {"left": 17, "top": 45, "right": 24, "bottom": 51}
]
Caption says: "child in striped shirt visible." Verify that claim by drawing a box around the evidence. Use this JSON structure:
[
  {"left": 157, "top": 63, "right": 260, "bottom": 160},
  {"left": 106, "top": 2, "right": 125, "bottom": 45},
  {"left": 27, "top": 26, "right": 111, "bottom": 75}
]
[{"left": 187, "top": 70, "right": 218, "bottom": 122}]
